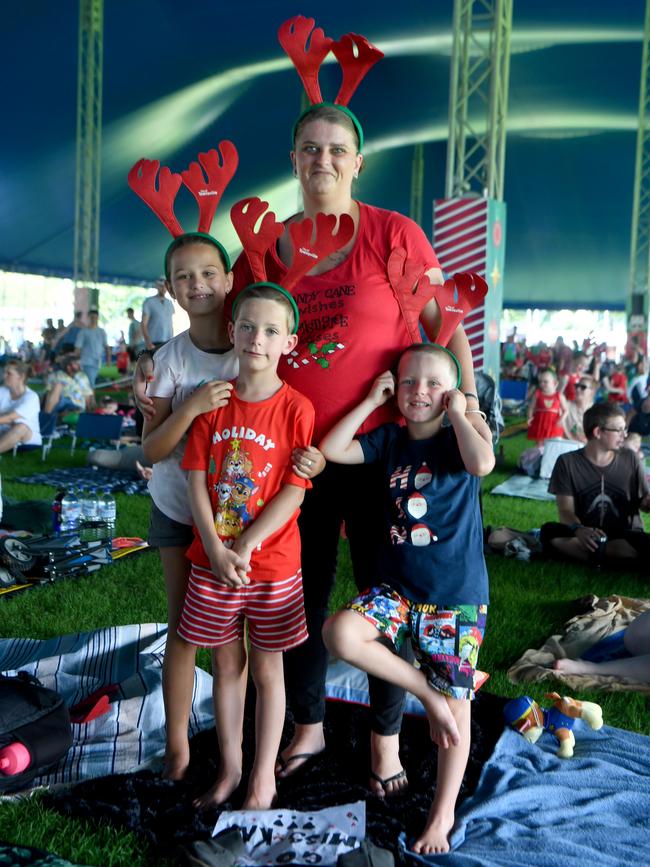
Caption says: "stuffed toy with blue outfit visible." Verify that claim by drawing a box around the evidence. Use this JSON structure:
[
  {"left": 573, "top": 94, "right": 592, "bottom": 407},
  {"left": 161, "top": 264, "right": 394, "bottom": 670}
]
[{"left": 503, "top": 692, "right": 603, "bottom": 758}]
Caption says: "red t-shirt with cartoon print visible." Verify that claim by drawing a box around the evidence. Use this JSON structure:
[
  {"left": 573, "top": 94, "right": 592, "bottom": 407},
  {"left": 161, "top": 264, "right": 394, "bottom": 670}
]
[
  {"left": 181, "top": 383, "right": 314, "bottom": 582},
  {"left": 231, "top": 203, "right": 440, "bottom": 442}
]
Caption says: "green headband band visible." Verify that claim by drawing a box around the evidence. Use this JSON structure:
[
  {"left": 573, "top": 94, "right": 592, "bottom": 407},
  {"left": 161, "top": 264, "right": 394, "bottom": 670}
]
[
  {"left": 430, "top": 343, "right": 462, "bottom": 389},
  {"left": 231, "top": 282, "right": 300, "bottom": 334},
  {"left": 292, "top": 102, "right": 364, "bottom": 152},
  {"left": 164, "top": 232, "right": 231, "bottom": 278}
]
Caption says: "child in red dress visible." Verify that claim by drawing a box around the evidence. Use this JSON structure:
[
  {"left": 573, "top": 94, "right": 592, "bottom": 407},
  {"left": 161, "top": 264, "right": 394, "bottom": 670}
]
[{"left": 527, "top": 368, "right": 568, "bottom": 447}]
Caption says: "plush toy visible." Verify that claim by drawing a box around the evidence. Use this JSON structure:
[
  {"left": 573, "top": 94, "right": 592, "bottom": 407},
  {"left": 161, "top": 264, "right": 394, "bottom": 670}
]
[{"left": 503, "top": 692, "right": 603, "bottom": 758}]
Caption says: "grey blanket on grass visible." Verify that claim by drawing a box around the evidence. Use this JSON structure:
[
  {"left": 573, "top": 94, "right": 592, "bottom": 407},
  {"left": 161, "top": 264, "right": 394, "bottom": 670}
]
[{"left": 401, "top": 722, "right": 650, "bottom": 865}]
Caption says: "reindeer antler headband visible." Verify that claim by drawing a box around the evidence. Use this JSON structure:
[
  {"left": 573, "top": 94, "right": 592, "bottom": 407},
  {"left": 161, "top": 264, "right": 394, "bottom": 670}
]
[
  {"left": 278, "top": 15, "right": 384, "bottom": 151},
  {"left": 127, "top": 141, "right": 238, "bottom": 276},
  {"left": 230, "top": 197, "right": 355, "bottom": 333}
]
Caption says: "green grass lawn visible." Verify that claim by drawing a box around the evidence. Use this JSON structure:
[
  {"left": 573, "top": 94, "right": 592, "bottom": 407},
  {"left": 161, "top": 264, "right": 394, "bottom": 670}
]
[{"left": 1, "top": 428, "right": 649, "bottom": 865}]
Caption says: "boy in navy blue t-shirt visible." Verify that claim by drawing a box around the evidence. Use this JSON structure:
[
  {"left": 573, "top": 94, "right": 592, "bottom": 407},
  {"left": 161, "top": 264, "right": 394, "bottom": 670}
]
[{"left": 321, "top": 342, "right": 494, "bottom": 856}]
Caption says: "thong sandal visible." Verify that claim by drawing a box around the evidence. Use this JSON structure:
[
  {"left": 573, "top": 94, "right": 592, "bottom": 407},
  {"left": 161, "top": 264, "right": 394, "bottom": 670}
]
[
  {"left": 275, "top": 749, "right": 325, "bottom": 778},
  {"left": 369, "top": 768, "right": 408, "bottom": 796}
]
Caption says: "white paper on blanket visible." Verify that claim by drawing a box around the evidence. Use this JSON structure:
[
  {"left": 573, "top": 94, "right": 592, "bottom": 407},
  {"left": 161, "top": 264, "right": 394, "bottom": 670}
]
[{"left": 214, "top": 801, "right": 365, "bottom": 866}]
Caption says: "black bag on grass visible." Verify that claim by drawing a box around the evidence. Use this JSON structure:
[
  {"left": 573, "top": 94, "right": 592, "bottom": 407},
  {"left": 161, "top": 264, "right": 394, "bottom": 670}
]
[{"left": 0, "top": 672, "right": 72, "bottom": 793}]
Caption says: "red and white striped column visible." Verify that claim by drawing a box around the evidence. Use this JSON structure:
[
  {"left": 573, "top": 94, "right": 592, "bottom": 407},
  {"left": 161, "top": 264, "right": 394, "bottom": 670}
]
[{"left": 433, "top": 197, "right": 505, "bottom": 383}]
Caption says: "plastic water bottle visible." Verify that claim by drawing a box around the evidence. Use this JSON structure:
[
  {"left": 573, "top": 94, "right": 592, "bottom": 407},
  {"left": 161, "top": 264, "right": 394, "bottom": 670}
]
[
  {"left": 60, "top": 488, "right": 81, "bottom": 533},
  {"left": 81, "top": 486, "right": 99, "bottom": 523},
  {"left": 98, "top": 488, "right": 116, "bottom": 537}
]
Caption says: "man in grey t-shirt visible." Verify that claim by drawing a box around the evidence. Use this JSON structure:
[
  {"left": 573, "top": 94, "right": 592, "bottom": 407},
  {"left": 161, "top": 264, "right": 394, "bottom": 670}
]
[
  {"left": 141, "top": 277, "right": 175, "bottom": 350},
  {"left": 540, "top": 402, "right": 650, "bottom": 567},
  {"left": 75, "top": 309, "right": 110, "bottom": 387}
]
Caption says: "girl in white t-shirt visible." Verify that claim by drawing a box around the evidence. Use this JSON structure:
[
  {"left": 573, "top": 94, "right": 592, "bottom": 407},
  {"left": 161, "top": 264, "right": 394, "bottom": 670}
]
[
  {"left": 0, "top": 359, "right": 41, "bottom": 453},
  {"left": 141, "top": 235, "right": 323, "bottom": 783}
]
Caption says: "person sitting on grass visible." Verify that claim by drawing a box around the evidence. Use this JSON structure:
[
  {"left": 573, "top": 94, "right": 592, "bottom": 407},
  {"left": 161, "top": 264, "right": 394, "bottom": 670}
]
[
  {"left": 540, "top": 402, "right": 650, "bottom": 567},
  {"left": 179, "top": 285, "right": 315, "bottom": 810},
  {"left": 320, "top": 342, "right": 494, "bottom": 855},
  {"left": 0, "top": 359, "right": 42, "bottom": 454},
  {"left": 562, "top": 375, "right": 596, "bottom": 443},
  {"left": 554, "top": 608, "right": 650, "bottom": 683},
  {"left": 42, "top": 352, "right": 95, "bottom": 416}
]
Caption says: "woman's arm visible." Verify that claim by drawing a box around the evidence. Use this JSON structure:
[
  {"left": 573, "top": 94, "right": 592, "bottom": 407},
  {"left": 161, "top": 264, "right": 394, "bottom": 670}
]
[{"left": 445, "top": 390, "right": 495, "bottom": 476}]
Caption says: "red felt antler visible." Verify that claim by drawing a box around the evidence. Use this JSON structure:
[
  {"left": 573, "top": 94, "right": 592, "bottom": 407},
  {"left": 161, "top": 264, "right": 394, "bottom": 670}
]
[
  {"left": 434, "top": 272, "right": 488, "bottom": 347},
  {"left": 180, "top": 141, "right": 239, "bottom": 234},
  {"left": 278, "top": 16, "right": 333, "bottom": 105},
  {"left": 331, "top": 33, "right": 384, "bottom": 106},
  {"left": 230, "top": 197, "right": 284, "bottom": 283},
  {"left": 284, "top": 212, "right": 355, "bottom": 291},
  {"left": 387, "top": 248, "right": 439, "bottom": 343},
  {"left": 127, "top": 159, "right": 184, "bottom": 237}
]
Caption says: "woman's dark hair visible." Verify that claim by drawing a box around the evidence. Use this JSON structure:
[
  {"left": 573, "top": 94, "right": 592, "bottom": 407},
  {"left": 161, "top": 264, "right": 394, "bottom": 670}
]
[
  {"left": 164, "top": 235, "right": 229, "bottom": 281},
  {"left": 293, "top": 104, "right": 361, "bottom": 152}
]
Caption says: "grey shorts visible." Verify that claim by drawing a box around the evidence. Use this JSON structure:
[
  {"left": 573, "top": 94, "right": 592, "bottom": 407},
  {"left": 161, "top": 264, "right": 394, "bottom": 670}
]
[{"left": 148, "top": 502, "right": 194, "bottom": 548}]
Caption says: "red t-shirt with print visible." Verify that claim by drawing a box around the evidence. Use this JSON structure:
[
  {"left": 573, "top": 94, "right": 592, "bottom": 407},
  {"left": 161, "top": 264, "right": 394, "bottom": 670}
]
[
  {"left": 231, "top": 203, "right": 441, "bottom": 442},
  {"left": 181, "top": 383, "right": 314, "bottom": 582}
]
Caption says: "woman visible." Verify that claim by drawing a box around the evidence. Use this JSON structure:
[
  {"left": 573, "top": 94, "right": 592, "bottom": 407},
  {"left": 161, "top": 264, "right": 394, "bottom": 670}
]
[
  {"left": 0, "top": 359, "right": 41, "bottom": 454},
  {"left": 562, "top": 375, "right": 596, "bottom": 442},
  {"left": 230, "top": 102, "right": 482, "bottom": 797}
]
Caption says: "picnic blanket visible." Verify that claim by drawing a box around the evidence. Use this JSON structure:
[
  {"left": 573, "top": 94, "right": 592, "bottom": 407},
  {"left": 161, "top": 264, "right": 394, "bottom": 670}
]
[
  {"left": 508, "top": 594, "right": 650, "bottom": 694},
  {"left": 488, "top": 474, "right": 555, "bottom": 501},
  {"left": 15, "top": 467, "right": 149, "bottom": 495},
  {"left": 402, "top": 721, "right": 650, "bottom": 865},
  {"left": 0, "top": 624, "right": 214, "bottom": 789},
  {"left": 45, "top": 686, "right": 507, "bottom": 858}
]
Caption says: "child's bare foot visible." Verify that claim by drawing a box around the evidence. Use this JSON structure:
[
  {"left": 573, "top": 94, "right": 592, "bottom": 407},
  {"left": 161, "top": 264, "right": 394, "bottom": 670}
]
[
  {"left": 242, "top": 779, "right": 277, "bottom": 810},
  {"left": 411, "top": 807, "right": 455, "bottom": 855},
  {"left": 162, "top": 746, "right": 190, "bottom": 781},
  {"left": 192, "top": 767, "right": 241, "bottom": 810},
  {"left": 421, "top": 689, "right": 460, "bottom": 748},
  {"left": 554, "top": 658, "right": 597, "bottom": 676}
]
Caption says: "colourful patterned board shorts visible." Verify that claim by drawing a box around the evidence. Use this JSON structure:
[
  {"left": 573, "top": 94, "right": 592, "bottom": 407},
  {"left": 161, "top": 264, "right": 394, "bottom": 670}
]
[{"left": 347, "top": 584, "right": 489, "bottom": 700}]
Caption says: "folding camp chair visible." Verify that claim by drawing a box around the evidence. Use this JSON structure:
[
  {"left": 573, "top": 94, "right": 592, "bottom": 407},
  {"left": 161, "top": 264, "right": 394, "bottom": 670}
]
[
  {"left": 499, "top": 378, "right": 528, "bottom": 414},
  {"left": 12, "top": 411, "right": 58, "bottom": 461},
  {"left": 70, "top": 413, "right": 124, "bottom": 455}
]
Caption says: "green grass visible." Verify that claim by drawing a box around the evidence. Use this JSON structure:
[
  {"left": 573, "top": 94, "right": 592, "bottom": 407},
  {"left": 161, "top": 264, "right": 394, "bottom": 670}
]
[{"left": 1, "top": 428, "right": 649, "bottom": 863}]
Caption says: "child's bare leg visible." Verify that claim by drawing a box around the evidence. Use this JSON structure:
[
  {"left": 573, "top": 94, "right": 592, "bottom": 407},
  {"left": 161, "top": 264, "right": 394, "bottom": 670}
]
[
  {"left": 323, "top": 611, "right": 460, "bottom": 749},
  {"left": 412, "top": 698, "right": 470, "bottom": 856},
  {"left": 194, "top": 639, "right": 248, "bottom": 809},
  {"left": 242, "top": 647, "right": 285, "bottom": 810},
  {"left": 160, "top": 546, "right": 192, "bottom": 779}
]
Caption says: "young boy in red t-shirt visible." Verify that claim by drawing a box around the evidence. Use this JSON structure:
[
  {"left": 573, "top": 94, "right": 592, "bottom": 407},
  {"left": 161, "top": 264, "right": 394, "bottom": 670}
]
[{"left": 179, "top": 284, "right": 315, "bottom": 812}]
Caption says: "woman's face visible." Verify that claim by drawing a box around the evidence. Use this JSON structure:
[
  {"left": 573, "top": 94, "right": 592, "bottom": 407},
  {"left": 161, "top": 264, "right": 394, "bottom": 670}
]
[{"left": 291, "top": 119, "right": 363, "bottom": 200}]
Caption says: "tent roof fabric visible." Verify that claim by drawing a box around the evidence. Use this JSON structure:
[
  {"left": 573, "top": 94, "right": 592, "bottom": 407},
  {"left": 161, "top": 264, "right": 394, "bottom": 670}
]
[{"left": 1, "top": 0, "right": 644, "bottom": 309}]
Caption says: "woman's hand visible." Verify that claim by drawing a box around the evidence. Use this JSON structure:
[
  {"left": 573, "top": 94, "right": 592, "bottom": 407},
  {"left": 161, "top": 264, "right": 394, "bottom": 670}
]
[
  {"left": 133, "top": 353, "right": 155, "bottom": 420},
  {"left": 186, "top": 381, "right": 234, "bottom": 417},
  {"left": 292, "top": 445, "right": 326, "bottom": 479},
  {"left": 367, "top": 371, "right": 395, "bottom": 407}
]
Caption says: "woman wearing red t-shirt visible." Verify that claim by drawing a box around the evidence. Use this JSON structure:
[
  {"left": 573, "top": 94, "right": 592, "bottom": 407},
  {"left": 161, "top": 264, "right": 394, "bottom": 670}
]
[{"left": 230, "top": 102, "right": 481, "bottom": 798}]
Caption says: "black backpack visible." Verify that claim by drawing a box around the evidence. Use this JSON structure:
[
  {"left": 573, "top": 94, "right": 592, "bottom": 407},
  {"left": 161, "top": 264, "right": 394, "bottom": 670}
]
[
  {"left": 0, "top": 672, "right": 73, "bottom": 793},
  {"left": 476, "top": 370, "right": 504, "bottom": 445}
]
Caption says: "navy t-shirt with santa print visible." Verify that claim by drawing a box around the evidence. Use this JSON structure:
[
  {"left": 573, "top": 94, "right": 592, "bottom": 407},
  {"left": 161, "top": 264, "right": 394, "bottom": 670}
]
[{"left": 358, "top": 424, "right": 489, "bottom": 605}]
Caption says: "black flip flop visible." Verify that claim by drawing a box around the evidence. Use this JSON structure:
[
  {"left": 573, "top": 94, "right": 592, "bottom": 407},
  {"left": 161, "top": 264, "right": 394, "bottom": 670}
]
[
  {"left": 369, "top": 768, "right": 408, "bottom": 795},
  {"left": 275, "top": 749, "right": 325, "bottom": 778}
]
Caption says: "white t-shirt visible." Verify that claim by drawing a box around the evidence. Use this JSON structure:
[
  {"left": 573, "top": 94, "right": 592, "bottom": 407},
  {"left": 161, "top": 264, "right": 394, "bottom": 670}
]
[
  {"left": 147, "top": 330, "right": 238, "bottom": 525},
  {"left": 0, "top": 386, "right": 42, "bottom": 446}
]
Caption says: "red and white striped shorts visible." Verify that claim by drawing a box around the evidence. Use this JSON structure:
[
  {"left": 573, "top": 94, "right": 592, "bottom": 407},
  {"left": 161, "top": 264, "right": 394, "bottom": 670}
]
[{"left": 177, "top": 564, "right": 308, "bottom": 652}]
